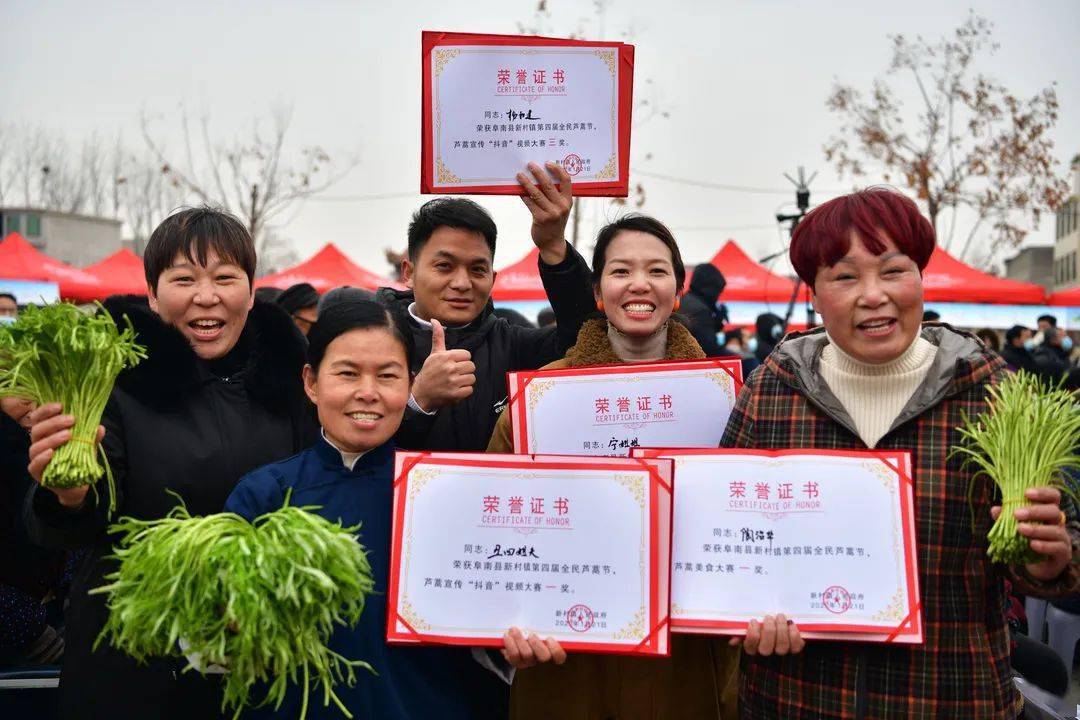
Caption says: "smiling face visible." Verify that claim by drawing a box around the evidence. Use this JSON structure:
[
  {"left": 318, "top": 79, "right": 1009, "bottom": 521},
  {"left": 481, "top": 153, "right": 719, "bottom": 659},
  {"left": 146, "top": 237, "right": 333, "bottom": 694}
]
[
  {"left": 148, "top": 249, "right": 254, "bottom": 360},
  {"left": 812, "top": 232, "right": 924, "bottom": 364},
  {"left": 401, "top": 227, "right": 494, "bottom": 326},
  {"left": 594, "top": 230, "right": 678, "bottom": 338},
  {"left": 303, "top": 326, "right": 410, "bottom": 454}
]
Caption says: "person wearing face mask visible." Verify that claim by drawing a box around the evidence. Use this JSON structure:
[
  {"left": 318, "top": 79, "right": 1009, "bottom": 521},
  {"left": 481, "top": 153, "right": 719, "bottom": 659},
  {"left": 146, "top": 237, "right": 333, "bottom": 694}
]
[
  {"left": 0, "top": 292, "right": 18, "bottom": 324},
  {"left": 22, "top": 207, "right": 315, "bottom": 719},
  {"left": 1032, "top": 326, "right": 1074, "bottom": 383},
  {"left": 753, "top": 312, "right": 784, "bottom": 364},
  {"left": 225, "top": 300, "right": 509, "bottom": 719},
  {"left": 1001, "top": 325, "right": 1038, "bottom": 374},
  {"left": 681, "top": 262, "right": 728, "bottom": 356},
  {"left": 487, "top": 215, "right": 740, "bottom": 720},
  {"left": 721, "top": 188, "right": 1079, "bottom": 719}
]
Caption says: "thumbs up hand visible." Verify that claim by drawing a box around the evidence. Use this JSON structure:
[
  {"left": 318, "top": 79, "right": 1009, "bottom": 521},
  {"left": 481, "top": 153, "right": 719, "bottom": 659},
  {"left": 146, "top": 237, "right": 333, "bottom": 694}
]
[{"left": 411, "top": 320, "right": 477, "bottom": 411}]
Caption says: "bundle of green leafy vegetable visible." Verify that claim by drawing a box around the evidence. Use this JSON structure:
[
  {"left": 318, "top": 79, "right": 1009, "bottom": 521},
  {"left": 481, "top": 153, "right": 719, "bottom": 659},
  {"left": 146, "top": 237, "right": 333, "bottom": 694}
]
[
  {"left": 0, "top": 302, "right": 145, "bottom": 511},
  {"left": 92, "top": 494, "right": 376, "bottom": 720},
  {"left": 954, "top": 370, "right": 1080, "bottom": 564}
]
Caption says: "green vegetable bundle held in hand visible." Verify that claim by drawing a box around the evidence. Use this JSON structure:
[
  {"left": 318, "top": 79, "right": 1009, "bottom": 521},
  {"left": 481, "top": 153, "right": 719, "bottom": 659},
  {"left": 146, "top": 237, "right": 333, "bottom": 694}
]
[
  {"left": 954, "top": 371, "right": 1080, "bottom": 564},
  {"left": 92, "top": 494, "right": 376, "bottom": 720},
  {"left": 0, "top": 302, "right": 145, "bottom": 511}
]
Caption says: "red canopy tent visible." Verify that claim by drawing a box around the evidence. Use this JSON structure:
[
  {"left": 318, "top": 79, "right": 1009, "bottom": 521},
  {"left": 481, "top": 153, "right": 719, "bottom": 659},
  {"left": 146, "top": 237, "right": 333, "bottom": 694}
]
[
  {"left": 84, "top": 248, "right": 148, "bottom": 296},
  {"left": 491, "top": 247, "right": 546, "bottom": 301},
  {"left": 0, "top": 232, "right": 103, "bottom": 302},
  {"left": 255, "top": 243, "right": 402, "bottom": 293},
  {"left": 921, "top": 247, "right": 1046, "bottom": 305},
  {"left": 1047, "top": 287, "right": 1080, "bottom": 306},
  {"left": 690, "top": 240, "right": 810, "bottom": 303}
]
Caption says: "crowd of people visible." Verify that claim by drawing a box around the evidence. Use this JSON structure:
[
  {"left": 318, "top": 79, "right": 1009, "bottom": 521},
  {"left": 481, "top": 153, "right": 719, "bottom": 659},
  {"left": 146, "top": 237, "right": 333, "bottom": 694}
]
[{"left": 2, "top": 162, "right": 1080, "bottom": 719}]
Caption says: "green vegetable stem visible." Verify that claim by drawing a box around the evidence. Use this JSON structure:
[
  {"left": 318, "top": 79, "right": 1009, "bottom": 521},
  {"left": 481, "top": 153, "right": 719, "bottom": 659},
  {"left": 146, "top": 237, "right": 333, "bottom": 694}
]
[
  {"left": 92, "top": 491, "right": 376, "bottom": 720},
  {"left": 953, "top": 371, "right": 1080, "bottom": 565},
  {"left": 0, "top": 302, "right": 145, "bottom": 512}
]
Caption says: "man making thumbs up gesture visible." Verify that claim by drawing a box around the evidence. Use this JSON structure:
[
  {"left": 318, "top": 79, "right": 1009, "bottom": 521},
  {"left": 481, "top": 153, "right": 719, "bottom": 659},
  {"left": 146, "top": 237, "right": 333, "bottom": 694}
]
[{"left": 378, "top": 162, "right": 593, "bottom": 451}]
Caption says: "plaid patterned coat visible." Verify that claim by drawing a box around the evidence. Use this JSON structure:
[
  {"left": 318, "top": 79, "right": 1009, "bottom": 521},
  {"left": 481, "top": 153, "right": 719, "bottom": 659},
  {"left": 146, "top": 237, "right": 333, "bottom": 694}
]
[{"left": 721, "top": 324, "right": 1080, "bottom": 720}]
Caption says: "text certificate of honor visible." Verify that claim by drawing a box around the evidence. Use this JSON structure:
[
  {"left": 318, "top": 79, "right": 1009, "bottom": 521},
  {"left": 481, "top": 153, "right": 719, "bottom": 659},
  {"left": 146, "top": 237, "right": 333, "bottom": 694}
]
[
  {"left": 422, "top": 31, "right": 633, "bottom": 196},
  {"left": 386, "top": 452, "right": 672, "bottom": 655},
  {"left": 633, "top": 448, "right": 923, "bottom": 644}
]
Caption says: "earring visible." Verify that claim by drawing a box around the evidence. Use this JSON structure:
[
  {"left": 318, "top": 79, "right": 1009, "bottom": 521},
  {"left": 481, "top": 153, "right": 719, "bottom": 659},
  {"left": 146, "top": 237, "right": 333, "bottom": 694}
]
[
  {"left": 673, "top": 297, "right": 681, "bottom": 312},
  {"left": 596, "top": 300, "right": 605, "bottom": 313}
]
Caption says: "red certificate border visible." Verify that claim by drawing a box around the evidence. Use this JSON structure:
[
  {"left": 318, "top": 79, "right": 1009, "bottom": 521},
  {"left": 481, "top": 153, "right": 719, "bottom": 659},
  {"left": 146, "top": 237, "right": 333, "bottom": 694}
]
[
  {"left": 421, "top": 30, "right": 634, "bottom": 197},
  {"left": 386, "top": 451, "right": 674, "bottom": 656},
  {"left": 630, "top": 447, "right": 923, "bottom": 644},
  {"left": 506, "top": 358, "right": 745, "bottom": 455}
]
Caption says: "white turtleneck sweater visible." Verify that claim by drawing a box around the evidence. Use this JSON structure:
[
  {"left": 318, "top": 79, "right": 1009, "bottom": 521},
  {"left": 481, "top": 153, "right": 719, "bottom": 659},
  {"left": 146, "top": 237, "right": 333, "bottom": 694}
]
[{"left": 818, "top": 335, "right": 938, "bottom": 448}]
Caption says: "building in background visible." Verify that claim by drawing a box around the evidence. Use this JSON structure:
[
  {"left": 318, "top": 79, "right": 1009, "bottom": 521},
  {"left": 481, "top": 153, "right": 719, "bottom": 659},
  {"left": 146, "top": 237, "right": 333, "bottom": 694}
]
[
  {"left": 1004, "top": 245, "right": 1054, "bottom": 290},
  {"left": 0, "top": 207, "right": 123, "bottom": 267},
  {"left": 1052, "top": 155, "right": 1080, "bottom": 292}
]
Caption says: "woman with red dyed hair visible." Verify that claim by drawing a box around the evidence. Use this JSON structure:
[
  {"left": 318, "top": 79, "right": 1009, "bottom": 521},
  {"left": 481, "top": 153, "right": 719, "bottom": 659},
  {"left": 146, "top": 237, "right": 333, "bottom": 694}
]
[{"left": 721, "top": 188, "right": 1079, "bottom": 718}]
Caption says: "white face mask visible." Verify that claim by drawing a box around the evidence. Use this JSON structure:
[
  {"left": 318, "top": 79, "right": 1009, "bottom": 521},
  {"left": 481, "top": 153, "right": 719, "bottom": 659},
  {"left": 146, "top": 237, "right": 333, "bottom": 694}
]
[
  {"left": 747, "top": 336, "right": 759, "bottom": 354},
  {"left": 0, "top": 316, "right": 15, "bottom": 326}
]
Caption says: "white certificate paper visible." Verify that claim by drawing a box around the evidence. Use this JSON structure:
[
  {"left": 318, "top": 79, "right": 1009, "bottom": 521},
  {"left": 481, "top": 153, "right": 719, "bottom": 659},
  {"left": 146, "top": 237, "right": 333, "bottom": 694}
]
[
  {"left": 632, "top": 448, "right": 923, "bottom": 643},
  {"left": 507, "top": 359, "right": 743, "bottom": 456},
  {"left": 422, "top": 31, "right": 633, "bottom": 195},
  {"left": 387, "top": 452, "right": 673, "bottom": 655}
]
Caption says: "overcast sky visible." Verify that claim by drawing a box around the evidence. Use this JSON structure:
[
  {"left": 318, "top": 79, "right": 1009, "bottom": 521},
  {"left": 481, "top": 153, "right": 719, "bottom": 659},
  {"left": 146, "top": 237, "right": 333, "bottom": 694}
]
[{"left": 2, "top": 0, "right": 1077, "bottom": 278}]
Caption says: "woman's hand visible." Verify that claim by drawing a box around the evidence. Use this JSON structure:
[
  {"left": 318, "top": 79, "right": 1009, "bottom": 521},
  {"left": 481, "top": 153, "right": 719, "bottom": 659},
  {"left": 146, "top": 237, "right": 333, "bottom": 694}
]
[
  {"left": 501, "top": 627, "right": 567, "bottom": 669},
  {"left": 991, "top": 486, "right": 1074, "bottom": 582},
  {"left": 729, "top": 614, "right": 805, "bottom": 656},
  {"left": 26, "top": 402, "right": 103, "bottom": 510}
]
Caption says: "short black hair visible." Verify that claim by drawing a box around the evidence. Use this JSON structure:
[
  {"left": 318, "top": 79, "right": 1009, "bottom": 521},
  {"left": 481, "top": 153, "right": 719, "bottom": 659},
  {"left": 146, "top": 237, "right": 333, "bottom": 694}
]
[
  {"left": 590, "top": 215, "right": 686, "bottom": 291},
  {"left": 143, "top": 206, "right": 257, "bottom": 291},
  {"left": 922, "top": 310, "right": 941, "bottom": 322},
  {"left": 306, "top": 299, "right": 414, "bottom": 372},
  {"left": 254, "top": 287, "right": 284, "bottom": 304},
  {"left": 407, "top": 198, "right": 497, "bottom": 261},
  {"left": 276, "top": 283, "right": 320, "bottom": 314},
  {"left": 725, "top": 327, "right": 745, "bottom": 345},
  {"left": 0, "top": 292, "right": 16, "bottom": 305},
  {"left": 1005, "top": 325, "right": 1029, "bottom": 344},
  {"left": 1038, "top": 314, "right": 1058, "bottom": 327}
]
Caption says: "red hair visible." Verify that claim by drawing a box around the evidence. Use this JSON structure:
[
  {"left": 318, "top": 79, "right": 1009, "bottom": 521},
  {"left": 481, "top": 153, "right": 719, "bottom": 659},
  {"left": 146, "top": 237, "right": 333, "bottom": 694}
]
[{"left": 789, "top": 187, "right": 936, "bottom": 287}]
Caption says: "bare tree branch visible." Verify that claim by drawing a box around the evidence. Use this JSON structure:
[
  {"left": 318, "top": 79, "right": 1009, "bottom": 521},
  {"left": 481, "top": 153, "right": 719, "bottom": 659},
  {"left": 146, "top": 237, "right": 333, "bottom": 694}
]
[{"left": 824, "top": 11, "right": 1069, "bottom": 263}]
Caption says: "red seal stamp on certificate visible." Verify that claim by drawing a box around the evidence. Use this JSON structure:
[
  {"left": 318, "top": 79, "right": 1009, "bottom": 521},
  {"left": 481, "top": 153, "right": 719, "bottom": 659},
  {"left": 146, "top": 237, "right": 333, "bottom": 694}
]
[
  {"left": 562, "top": 153, "right": 583, "bottom": 176},
  {"left": 822, "top": 585, "right": 852, "bottom": 614},
  {"left": 566, "top": 604, "right": 594, "bottom": 632}
]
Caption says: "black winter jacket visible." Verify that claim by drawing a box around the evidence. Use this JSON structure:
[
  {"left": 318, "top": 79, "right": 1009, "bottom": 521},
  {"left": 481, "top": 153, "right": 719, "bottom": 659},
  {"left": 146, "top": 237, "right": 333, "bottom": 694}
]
[
  {"left": 23, "top": 295, "right": 316, "bottom": 720},
  {"left": 681, "top": 263, "right": 727, "bottom": 357},
  {"left": 377, "top": 244, "right": 593, "bottom": 452}
]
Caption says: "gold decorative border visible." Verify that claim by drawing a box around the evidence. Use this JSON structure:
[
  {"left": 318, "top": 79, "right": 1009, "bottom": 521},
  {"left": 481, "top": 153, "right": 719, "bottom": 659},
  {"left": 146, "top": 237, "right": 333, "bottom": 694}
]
[
  {"left": 594, "top": 49, "right": 616, "bottom": 76},
  {"left": 436, "top": 158, "right": 460, "bottom": 184},
  {"left": 612, "top": 604, "right": 646, "bottom": 640},
  {"left": 613, "top": 473, "right": 646, "bottom": 509},
  {"left": 433, "top": 49, "right": 461, "bottom": 77}
]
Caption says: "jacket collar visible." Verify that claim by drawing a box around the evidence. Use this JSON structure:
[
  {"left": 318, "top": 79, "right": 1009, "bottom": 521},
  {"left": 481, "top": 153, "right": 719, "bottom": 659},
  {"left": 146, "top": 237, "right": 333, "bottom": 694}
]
[
  {"left": 102, "top": 294, "right": 307, "bottom": 411},
  {"left": 375, "top": 287, "right": 498, "bottom": 361},
  {"left": 563, "top": 318, "right": 706, "bottom": 367},
  {"left": 766, "top": 322, "right": 1004, "bottom": 439},
  {"left": 312, "top": 433, "right": 395, "bottom": 474}
]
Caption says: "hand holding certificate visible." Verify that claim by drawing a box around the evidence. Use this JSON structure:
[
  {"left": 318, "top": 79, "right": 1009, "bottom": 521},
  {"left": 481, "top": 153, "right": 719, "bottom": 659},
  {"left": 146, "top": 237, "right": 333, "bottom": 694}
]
[
  {"left": 387, "top": 452, "right": 673, "bottom": 655},
  {"left": 632, "top": 448, "right": 923, "bottom": 644}
]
